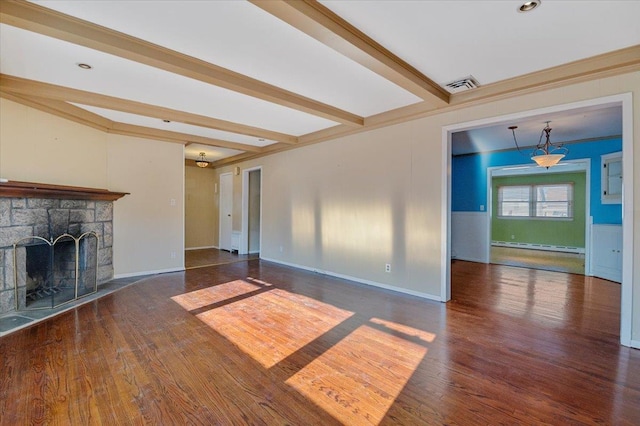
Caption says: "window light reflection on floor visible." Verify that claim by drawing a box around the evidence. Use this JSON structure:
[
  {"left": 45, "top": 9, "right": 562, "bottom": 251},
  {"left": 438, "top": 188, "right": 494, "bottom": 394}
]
[
  {"left": 286, "top": 322, "right": 429, "bottom": 425},
  {"left": 172, "top": 280, "right": 436, "bottom": 423},
  {"left": 171, "top": 279, "right": 264, "bottom": 311},
  {"left": 370, "top": 317, "right": 436, "bottom": 343},
  {"left": 195, "top": 288, "right": 354, "bottom": 368}
]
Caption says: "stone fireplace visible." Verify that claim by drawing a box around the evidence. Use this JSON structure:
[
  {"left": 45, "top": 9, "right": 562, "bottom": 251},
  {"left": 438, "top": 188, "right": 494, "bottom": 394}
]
[{"left": 0, "top": 181, "right": 128, "bottom": 314}]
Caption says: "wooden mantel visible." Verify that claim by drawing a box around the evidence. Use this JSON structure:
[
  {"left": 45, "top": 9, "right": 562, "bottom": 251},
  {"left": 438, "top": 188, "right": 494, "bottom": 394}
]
[{"left": 0, "top": 180, "right": 129, "bottom": 201}]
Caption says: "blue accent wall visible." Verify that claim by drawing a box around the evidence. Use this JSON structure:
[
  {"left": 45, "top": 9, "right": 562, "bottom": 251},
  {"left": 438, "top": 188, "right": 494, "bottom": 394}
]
[{"left": 452, "top": 138, "right": 622, "bottom": 224}]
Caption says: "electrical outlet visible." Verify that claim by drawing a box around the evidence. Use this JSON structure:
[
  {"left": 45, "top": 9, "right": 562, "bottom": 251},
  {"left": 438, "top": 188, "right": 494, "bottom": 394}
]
[
  {"left": 385, "top": 263, "right": 391, "bottom": 273},
  {"left": 170, "top": 198, "right": 176, "bottom": 206},
  {"left": 170, "top": 251, "right": 176, "bottom": 259},
  {"left": 279, "top": 246, "right": 283, "bottom": 253},
  {"left": 511, "top": 235, "right": 515, "bottom": 240}
]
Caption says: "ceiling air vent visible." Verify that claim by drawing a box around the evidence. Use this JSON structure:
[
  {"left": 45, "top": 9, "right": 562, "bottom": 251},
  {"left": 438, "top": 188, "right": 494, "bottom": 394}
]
[{"left": 444, "top": 76, "right": 480, "bottom": 93}]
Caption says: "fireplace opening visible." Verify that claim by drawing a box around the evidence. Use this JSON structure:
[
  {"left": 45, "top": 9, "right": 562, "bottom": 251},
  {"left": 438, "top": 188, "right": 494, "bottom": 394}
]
[
  {"left": 25, "top": 240, "right": 55, "bottom": 303},
  {"left": 14, "top": 233, "right": 99, "bottom": 310}
]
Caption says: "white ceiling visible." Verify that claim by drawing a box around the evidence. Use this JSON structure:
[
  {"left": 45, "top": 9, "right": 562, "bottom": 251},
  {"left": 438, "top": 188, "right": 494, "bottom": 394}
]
[
  {"left": 452, "top": 104, "right": 623, "bottom": 156},
  {"left": 1, "top": 1, "right": 638, "bottom": 163}
]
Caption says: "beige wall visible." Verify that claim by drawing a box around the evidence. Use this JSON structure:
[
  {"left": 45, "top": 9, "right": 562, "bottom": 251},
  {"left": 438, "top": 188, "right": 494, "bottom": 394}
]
[
  {"left": 185, "top": 165, "right": 218, "bottom": 249},
  {"left": 0, "top": 98, "right": 108, "bottom": 187},
  {"left": 0, "top": 98, "right": 185, "bottom": 277},
  {"left": 219, "top": 71, "right": 640, "bottom": 342},
  {"left": 107, "top": 134, "right": 184, "bottom": 276}
]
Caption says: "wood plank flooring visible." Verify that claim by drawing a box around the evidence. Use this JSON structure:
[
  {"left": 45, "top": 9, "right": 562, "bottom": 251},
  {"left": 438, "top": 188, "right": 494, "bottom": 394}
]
[
  {"left": 185, "top": 248, "right": 259, "bottom": 269},
  {"left": 1, "top": 259, "right": 638, "bottom": 425},
  {"left": 490, "top": 246, "right": 585, "bottom": 275}
]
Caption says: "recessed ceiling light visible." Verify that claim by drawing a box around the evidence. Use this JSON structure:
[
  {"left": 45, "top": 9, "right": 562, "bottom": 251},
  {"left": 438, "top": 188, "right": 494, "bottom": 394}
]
[
  {"left": 518, "top": 0, "right": 541, "bottom": 12},
  {"left": 77, "top": 63, "right": 92, "bottom": 69}
]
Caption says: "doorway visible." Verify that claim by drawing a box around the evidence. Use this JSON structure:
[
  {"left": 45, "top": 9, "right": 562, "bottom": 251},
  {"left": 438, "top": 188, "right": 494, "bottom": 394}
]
[
  {"left": 442, "top": 93, "right": 634, "bottom": 347},
  {"left": 219, "top": 172, "right": 233, "bottom": 252},
  {"left": 241, "top": 167, "right": 262, "bottom": 255}
]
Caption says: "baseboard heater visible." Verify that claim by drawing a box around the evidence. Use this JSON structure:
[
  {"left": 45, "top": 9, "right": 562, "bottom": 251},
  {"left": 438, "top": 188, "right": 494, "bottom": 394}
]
[{"left": 492, "top": 241, "right": 585, "bottom": 254}]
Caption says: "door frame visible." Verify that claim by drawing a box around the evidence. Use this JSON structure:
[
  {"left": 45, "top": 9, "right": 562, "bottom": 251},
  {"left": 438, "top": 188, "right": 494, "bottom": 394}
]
[
  {"left": 441, "top": 93, "right": 634, "bottom": 347},
  {"left": 240, "top": 166, "right": 263, "bottom": 255},
  {"left": 218, "top": 172, "right": 233, "bottom": 251}
]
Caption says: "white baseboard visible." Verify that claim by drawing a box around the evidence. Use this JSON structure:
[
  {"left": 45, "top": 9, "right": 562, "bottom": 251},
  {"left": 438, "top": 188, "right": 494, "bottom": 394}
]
[
  {"left": 185, "top": 245, "right": 218, "bottom": 251},
  {"left": 114, "top": 266, "right": 185, "bottom": 279},
  {"left": 452, "top": 255, "right": 486, "bottom": 263},
  {"left": 629, "top": 339, "right": 640, "bottom": 350},
  {"left": 492, "top": 241, "right": 585, "bottom": 254},
  {"left": 260, "top": 256, "right": 442, "bottom": 302}
]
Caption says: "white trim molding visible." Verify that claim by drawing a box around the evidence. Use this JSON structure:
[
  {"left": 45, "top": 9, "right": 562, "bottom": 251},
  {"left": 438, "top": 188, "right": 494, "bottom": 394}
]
[
  {"left": 185, "top": 245, "right": 218, "bottom": 251},
  {"left": 261, "top": 257, "right": 442, "bottom": 302}
]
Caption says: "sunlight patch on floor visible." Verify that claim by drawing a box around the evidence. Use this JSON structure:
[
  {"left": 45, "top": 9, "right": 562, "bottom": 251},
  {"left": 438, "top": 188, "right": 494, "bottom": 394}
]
[
  {"left": 170, "top": 279, "right": 263, "bottom": 311},
  {"left": 196, "top": 288, "right": 354, "bottom": 368},
  {"left": 286, "top": 322, "right": 428, "bottom": 425},
  {"left": 370, "top": 317, "right": 436, "bottom": 343}
]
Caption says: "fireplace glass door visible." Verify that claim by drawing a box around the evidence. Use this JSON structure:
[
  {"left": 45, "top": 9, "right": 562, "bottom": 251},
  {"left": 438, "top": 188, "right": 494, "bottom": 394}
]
[{"left": 13, "top": 232, "right": 99, "bottom": 310}]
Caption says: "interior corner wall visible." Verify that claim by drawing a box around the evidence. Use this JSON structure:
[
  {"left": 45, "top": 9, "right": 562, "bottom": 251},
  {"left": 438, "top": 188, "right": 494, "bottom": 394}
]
[
  {"left": 222, "top": 71, "right": 639, "bottom": 343},
  {"left": 185, "top": 165, "right": 217, "bottom": 249},
  {"left": 0, "top": 98, "right": 108, "bottom": 187},
  {"left": 0, "top": 97, "right": 186, "bottom": 278},
  {"left": 107, "top": 134, "right": 184, "bottom": 277}
]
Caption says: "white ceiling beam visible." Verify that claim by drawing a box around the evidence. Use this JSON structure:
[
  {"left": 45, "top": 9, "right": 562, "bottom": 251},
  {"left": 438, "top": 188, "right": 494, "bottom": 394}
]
[
  {"left": 0, "top": 0, "right": 363, "bottom": 127},
  {"left": 108, "top": 123, "right": 262, "bottom": 152},
  {"left": 231, "top": 45, "right": 640, "bottom": 165},
  {"left": 0, "top": 74, "right": 297, "bottom": 145},
  {"left": 250, "top": 0, "right": 450, "bottom": 107}
]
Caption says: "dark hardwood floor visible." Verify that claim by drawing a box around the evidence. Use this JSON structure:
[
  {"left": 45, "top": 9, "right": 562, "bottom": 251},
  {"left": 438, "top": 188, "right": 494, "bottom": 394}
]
[
  {"left": 185, "top": 248, "right": 259, "bottom": 269},
  {"left": 1, "top": 259, "right": 638, "bottom": 425}
]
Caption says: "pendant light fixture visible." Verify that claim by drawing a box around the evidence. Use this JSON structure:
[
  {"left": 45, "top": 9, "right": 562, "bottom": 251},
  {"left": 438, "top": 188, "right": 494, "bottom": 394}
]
[
  {"left": 195, "top": 152, "right": 209, "bottom": 168},
  {"left": 509, "top": 121, "right": 568, "bottom": 169}
]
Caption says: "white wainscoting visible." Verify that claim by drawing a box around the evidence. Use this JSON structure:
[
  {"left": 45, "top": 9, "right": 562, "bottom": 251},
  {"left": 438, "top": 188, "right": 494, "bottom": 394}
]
[
  {"left": 451, "top": 212, "right": 489, "bottom": 263},
  {"left": 590, "top": 224, "right": 622, "bottom": 283}
]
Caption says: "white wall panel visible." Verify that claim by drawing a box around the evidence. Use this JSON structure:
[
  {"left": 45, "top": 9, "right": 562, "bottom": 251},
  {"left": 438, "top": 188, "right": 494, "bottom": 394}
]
[{"left": 452, "top": 212, "right": 489, "bottom": 263}]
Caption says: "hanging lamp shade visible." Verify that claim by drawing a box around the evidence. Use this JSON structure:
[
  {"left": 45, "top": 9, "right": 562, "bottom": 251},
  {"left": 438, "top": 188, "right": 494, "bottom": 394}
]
[
  {"left": 195, "top": 152, "right": 209, "bottom": 168},
  {"left": 532, "top": 153, "right": 565, "bottom": 168},
  {"left": 509, "top": 121, "right": 568, "bottom": 169}
]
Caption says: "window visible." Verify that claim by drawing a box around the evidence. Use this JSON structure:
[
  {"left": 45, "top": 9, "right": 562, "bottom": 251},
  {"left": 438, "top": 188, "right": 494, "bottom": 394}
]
[
  {"left": 499, "top": 185, "right": 530, "bottom": 217},
  {"left": 498, "top": 183, "right": 573, "bottom": 219},
  {"left": 535, "top": 184, "right": 572, "bottom": 217}
]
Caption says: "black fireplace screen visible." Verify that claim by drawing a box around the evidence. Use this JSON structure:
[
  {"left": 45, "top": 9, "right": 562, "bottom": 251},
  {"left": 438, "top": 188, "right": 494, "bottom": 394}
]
[{"left": 13, "top": 232, "right": 99, "bottom": 310}]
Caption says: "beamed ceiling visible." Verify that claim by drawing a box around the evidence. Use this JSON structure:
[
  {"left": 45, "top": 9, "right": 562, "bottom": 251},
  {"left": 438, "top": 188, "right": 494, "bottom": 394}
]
[{"left": 1, "top": 0, "right": 639, "bottom": 167}]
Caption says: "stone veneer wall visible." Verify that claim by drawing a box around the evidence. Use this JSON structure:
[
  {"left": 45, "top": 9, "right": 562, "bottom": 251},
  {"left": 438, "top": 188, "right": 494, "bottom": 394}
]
[{"left": 0, "top": 198, "right": 114, "bottom": 315}]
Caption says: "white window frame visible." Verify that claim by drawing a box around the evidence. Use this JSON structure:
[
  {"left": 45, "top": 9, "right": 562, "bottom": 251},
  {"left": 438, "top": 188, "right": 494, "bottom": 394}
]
[{"left": 498, "top": 183, "right": 574, "bottom": 220}]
